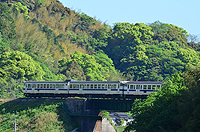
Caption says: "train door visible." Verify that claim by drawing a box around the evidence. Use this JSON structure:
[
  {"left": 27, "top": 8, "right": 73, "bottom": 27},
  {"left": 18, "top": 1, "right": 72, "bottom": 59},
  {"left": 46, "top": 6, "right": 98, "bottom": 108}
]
[
  {"left": 107, "top": 84, "right": 111, "bottom": 94},
  {"left": 136, "top": 84, "right": 141, "bottom": 94},
  {"left": 66, "top": 82, "right": 70, "bottom": 94},
  {"left": 124, "top": 83, "right": 128, "bottom": 95},
  {"left": 120, "top": 81, "right": 128, "bottom": 97},
  {"left": 55, "top": 84, "right": 59, "bottom": 94},
  {"left": 79, "top": 84, "right": 83, "bottom": 94}
]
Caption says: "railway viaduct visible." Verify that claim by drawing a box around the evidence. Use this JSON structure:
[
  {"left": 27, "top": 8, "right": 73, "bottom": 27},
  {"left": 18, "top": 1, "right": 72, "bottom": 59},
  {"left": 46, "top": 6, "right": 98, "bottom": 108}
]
[{"left": 63, "top": 96, "right": 146, "bottom": 132}]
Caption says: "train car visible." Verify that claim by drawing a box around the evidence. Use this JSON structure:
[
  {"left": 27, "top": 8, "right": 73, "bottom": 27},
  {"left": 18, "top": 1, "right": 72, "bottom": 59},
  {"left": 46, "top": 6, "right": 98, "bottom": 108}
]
[
  {"left": 126, "top": 81, "right": 163, "bottom": 96},
  {"left": 23, "top": 79, "right": 164, "bottom": 98}
]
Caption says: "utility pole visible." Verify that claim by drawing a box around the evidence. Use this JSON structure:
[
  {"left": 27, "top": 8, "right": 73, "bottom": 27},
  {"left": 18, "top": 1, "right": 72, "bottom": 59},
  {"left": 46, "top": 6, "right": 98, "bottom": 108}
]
[{"left": 14, "top": 118, "right": 18, "bottom": 132}]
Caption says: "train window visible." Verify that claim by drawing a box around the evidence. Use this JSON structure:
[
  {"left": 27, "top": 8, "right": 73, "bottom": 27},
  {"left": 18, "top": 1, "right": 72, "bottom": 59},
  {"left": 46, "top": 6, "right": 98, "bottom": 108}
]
[
  {"left": 32, "top": 84, "right": 36, "bottom": 88},
  {"left": 80, "top": 84, "right": 84, "bottom": 89},
  {"left": 94, "top": 84, "right": 97, "bottom": 89},
  {"left": 108, "top": 84, "right": 112, "bottom": 89},
  {"left": 143, "top": 85, "right": 147, "bottom": 89},
  {"left": 70, "top": 84, "right": 72, "bottom": 88},
  {"left": 157, "top": 85, "right": 161, "bottom": 88},
  {"left": 56, "top": 84, "right": 64, "bottom": 88},
  {"left": 148, "top": 85, "right": 151, "bottom": 89},
  {"left": 91, "top": 84, "right": 94, "bottom": 89},
  {"left": 76, "top": 84, "right": 79, "bottom": 89},
  {"left": 105, "top": 85, "right": 108, "bottom": 89},
  {"left": 102, "top": 84, "right": 105, "bottom": 89},
  {"left": 113, "top": 84, "right": 117, "bottom": 89},
  {"left": 40, "top": 84, "right": 43, "bottom": 88},
  {"left": 136, "top": 85, "right": 140, "bottom": 89},
  {"left": 28, "top": 84, "right": 31, "bottom": 88},
  {"left": 50, "top": 84, "right": 52, "bottom": 88},
  {"left": 98, "top": 84, "right": 101, "bottom": 89},
  {"left": 47, "top": 84, "right": 49, "bottom": 88},
  {"left": 130, "top": 85, "right": 133, "bottom": 89},
  {"left": 44, "top": 84, "right": 46, "bottom": 88},
  {"left": 152, "top": 85, "right": 156, "bottom": 90},
  {"left": 87, "top": 84, "right": 90, "bottom": 89},
  {"left": 52, "top": 84, "right": 55, "bottom": 88}
]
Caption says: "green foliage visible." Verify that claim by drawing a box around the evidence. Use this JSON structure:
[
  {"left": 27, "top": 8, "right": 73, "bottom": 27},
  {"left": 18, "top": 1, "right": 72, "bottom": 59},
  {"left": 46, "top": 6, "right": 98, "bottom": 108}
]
[
  {"left": 0, "top": 79, "right": 24, "bottom": 98},
  {"left": 58, "top": 57, "right": 86, "bottom": 81},
  {"left": 125, "top": 66, "right": 200, "bottom": 132},
  {"left": 0, "top": 3, "right": 16, "bottom": 39},
  {"left": 70, "top": 51, "right": 108, "bottom": 81},
  {"left": 12, "top": 2, "right": 30, "bottom": 19},
  {"left": 59, "top": 51, "right": 109, "bottom": 81},
  {"left": 179, "top": 66, "right": 200, "bottom": 131},
  {"left": 94, "top": 51, "right": 116, "bottom": 74},
  {"left": 36, "top": 0, "right": 46, "bottom": 7},
  {"left": 67, "top": 31, "right": 107, "bottom": 53},
  {"left": 0, "top": 99, "right": 77, "bottom": 131},
  {"left": 148, "top": 20, "right": 170, "bottom": 33},
  {"left": 125, "top": 72, "right": 187, "bottom": 132},
  {"left": 149, "top": 21, "right": 188, "bottom": 46},
  {"left": 105, "top": 22, "right": 154, "bottom": 69},
  {"left": 120, "top": 119, "right": 124, "bottom": 126},
  {"left": 0, "top": 32, "right": 10, "bottom": 52},
  {"left": 0, "top": 50, "right": 44, "bottom": 82},
  {"left": 112, "top": 22, "right": 153, "bottom": 45}
]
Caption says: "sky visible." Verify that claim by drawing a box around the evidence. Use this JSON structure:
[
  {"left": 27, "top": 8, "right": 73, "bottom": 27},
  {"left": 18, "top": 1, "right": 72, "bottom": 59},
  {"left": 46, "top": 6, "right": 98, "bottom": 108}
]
[{"left": 60, "top": 0, "right": 200, "bottom": 41}]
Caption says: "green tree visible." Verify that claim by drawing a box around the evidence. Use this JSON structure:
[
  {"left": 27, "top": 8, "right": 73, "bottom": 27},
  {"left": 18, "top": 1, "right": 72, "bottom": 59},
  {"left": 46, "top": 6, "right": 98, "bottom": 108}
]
[
  {"left": 0, "top": 50, "right": 44, "bottom": 82},
  {"left": 149, "top": 21, "right": 188, "bottom": 46},
  {"left": 12, "top": 2, "right": 30, "bottom": 19},
  {"left": 0, "top": 32, "right": 10, "bottom": 52},
  {"left": 0, "top": 3, "right": 16, "bottom": 39},
  {"left": 125, "top": 72, "right": 187, "bottom": 132},
  {"left": 58, "top": 58, "right": 86, "bottom": 81},
  {"left": 70, "top": 51, "right": 108, "bottom": 81},
  {"left": 94, "top": 51, "right": 116, "bottom": 74},
  {"left": 105, "top": 22, "right": 153, "bottom": 69},
  {"left": 59, "top": 51, "right": 109, "bottom": 81},
  {"left": 179, "top": 66, "right": 200, "bottom": 131}
]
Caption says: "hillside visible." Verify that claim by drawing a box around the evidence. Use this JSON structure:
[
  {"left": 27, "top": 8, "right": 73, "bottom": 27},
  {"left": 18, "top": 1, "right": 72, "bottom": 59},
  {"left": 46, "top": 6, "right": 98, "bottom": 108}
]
[
  {"left": 0, "top": 0, "right": 200, "bottom": 97},
  {"left": 0, "top": 98, "right": 78, "bottom": 131},
  {"left": 1, "top": 1, "right": 200, "bottom": 131}
]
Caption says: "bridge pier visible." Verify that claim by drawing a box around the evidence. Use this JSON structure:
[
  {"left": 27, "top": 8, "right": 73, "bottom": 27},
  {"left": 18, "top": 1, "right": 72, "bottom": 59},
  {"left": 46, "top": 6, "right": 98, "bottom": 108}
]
[
  {"left": 64, "top": 98, "right": 139, "bottom": 131},
  {"left": 64, "top": 98, "right": 103, "bottom": 132}
]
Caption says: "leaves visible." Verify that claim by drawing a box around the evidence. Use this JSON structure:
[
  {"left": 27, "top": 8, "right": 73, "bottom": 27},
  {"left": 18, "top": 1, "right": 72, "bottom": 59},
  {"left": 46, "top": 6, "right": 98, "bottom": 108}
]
[
  {"left": 125, "top": 72, "right": 187, "bottom": 132},
  {"left": 0, "top": 50, "right": 44, "bottom": 81}
]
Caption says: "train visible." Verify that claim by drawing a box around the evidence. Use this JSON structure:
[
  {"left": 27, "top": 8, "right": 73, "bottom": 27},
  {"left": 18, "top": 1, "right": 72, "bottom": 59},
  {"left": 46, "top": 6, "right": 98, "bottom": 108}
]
[{"left": 23, "top": 79, "right": 164, "bottom": 98}]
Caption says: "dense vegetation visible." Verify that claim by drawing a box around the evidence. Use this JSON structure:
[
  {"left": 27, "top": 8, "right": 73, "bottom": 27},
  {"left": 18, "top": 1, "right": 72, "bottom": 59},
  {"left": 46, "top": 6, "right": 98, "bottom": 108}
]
[
  {"left": 0, "top": 0, "right": 200, "bottom": 131},
  {"left": 124, "top": 66, "right": 200, "bottom": 132},
  {"left": 0, "top": 0, "right": 199, "bottom": 98},
  {"left": 0, "top": 99, "right": 77, "bottom": 131}
]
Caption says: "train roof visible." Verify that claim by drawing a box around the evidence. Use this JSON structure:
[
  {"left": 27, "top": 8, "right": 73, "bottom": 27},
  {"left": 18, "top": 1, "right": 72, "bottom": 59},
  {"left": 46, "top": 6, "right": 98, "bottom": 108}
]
[
  {"left": 128, "top": 81, "right": 164, "bottom": 84},
  {"left": 24, "top": 81, "right": 121, "bottom": 83},
  {"left": 24, "top": 81, "right": 66, "bottom": 83},
  {"left": 24, "top": 80, "right": 164, "bottom": 84},
  {"left": 70, "top": 81, "right": 121, "bottom": 83}
]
